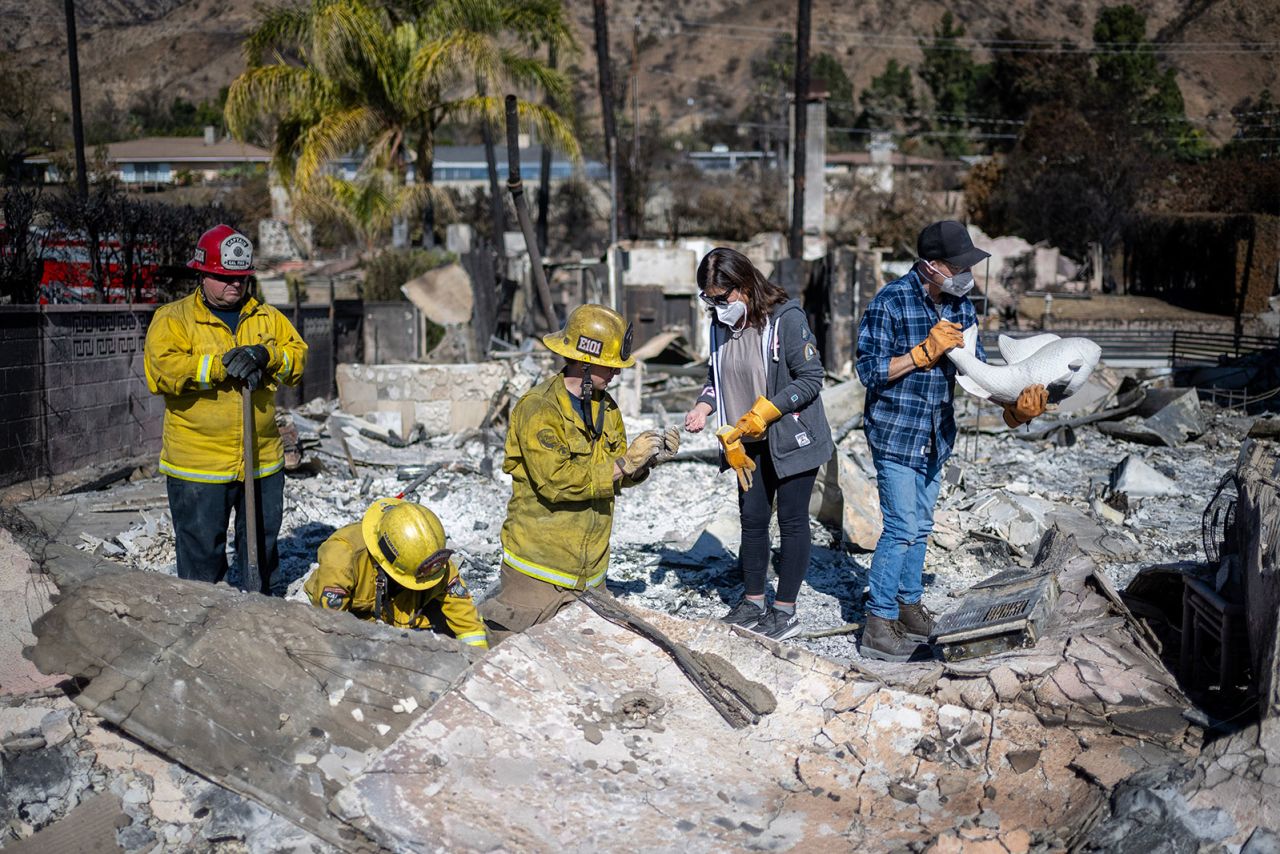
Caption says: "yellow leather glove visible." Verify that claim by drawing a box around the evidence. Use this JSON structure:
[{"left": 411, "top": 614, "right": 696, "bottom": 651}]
[
  {"left": 734, "top": 396, "right": 782, "bottom": 439},
  {"left": 653, "top": 426, "right": 681, "bottom": 464},
  {"left": 619, "top": 430, "right": 662, "bottom": 476},
  {"left": 717, "top": 426, "right": 756, "bottom": 492},
  {"left": 910, "top": 320, "right": 964, "bottom": 369},
  {"left": 1002, "top": 385, "right": 1049, "bottom": 427}
]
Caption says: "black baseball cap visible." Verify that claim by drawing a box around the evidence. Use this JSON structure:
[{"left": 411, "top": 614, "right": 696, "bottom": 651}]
[{"left": 917, "top": 220, "right": 989, "bottom": 270}]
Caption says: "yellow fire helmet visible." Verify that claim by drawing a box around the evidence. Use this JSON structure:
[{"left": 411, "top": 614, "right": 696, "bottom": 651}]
[
  {"left": 361, "top": 498, "right": 453, "bottom": 590},
  {"left": 542, "top": 304, "right": 635, "bottom": 369}
]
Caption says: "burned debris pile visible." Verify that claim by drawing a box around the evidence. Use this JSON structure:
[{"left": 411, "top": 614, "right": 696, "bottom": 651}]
[{"left": 3, "top": 352, "right": 1280, "bottom": 851}]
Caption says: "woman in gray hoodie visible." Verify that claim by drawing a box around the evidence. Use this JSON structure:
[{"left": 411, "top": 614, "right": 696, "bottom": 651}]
[{"left": 684, "top": 248, "right": 833, "bottom": 640}]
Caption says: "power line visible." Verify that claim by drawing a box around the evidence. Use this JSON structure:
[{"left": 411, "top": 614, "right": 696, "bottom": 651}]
[
  {"left": 640, "top": 70, "right": 1267, "bottom": 129},
  {"left": 634, "top": 16, "right": 1280, "bottom": 56}
]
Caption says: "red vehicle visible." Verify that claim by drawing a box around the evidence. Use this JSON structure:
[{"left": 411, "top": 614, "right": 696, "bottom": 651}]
[{"left": 35, "top": 231, "right": 160, "bottom": 304}]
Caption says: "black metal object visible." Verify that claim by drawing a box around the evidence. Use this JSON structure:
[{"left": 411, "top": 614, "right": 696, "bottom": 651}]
[
  {"left": 933, "top": 567, "right": 1061, "bottom": 661},
  {"left": 1202, "top": 473, "right": 1238, "bottom": 566},
  {"left": 503, "top": 94, "right": 558, "bottom": 333}
]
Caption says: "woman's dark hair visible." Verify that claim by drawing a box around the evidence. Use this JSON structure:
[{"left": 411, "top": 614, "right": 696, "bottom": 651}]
[{"left": 696, "top": 247, "right": 788, "bottom": 328}]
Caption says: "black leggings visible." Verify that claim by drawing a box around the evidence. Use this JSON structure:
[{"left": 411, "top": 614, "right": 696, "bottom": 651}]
[{"left": 737, "top": 441, "right": 819, "bottom": 603}]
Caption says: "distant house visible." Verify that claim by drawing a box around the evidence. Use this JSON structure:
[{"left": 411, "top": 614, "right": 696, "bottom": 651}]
[
  {"left": 329, "top": 143, "right": 605, "bottom": 187},
  {"left": 687, "top": 145, "right": 778, "bottom": 173},
  {"left": 824, "top": 138, "right": 966, "bottom": 193},
  {"left": 27, "top": 128, "right": 271, "bottom": 186},
  {"left": 29, "top": 134, "right": 603, "bottom": 189}
]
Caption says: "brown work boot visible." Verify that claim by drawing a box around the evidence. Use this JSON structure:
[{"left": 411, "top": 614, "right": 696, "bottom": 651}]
[
  {"left": 857, "top": 615, "right": 927, "bottom": 663},
  {"left": 896, "top": 599, "right": 936, "bottom": 643}
]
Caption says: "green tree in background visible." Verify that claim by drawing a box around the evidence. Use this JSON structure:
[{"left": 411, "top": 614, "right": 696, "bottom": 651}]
[
  {"left": 812, "top": 54, "right": 857, "bottom": 151},
  {"left": 1225, "top": 89, "right": 1279, "bottom": 160},
  {"left": 225, "top": 0, "right": 577, "bottom": 246},
  {"left": 918, "top": 12, "right": 983, "bottom": 156},
  {"left": 855, "top": 59, "right": 920, "bottom": 140},
  {"left": 1092, "top": 4, "right": 1204, "bottom": 157},
  {"left": 738, "top": 37, "right": 857, "bottom": 151}
]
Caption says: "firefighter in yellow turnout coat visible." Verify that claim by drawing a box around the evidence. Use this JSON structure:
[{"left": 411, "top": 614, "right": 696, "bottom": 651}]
[
  {"left": 306, "top": 498, "right": 489, "bottom": 649},
  {"left": 144, "top": 225, "right": 306, "bottom": 593},
  {"left": 479, "top": 304, "right": 680, "bottom": 640}
]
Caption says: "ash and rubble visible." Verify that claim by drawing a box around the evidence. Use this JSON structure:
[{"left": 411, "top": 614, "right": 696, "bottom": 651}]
[
  {"left": 60, "top": 368, "right": 1248, "bottom": 666},
  {"left": 4, "top": 354, "right": 1280, "bottom": 853}
]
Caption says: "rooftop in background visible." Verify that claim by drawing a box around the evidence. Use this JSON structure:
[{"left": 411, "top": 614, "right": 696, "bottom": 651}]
[
  {"left": 687, "top": 148, "right": 778, "bottom": 173},
  {"left": 26, "top": 137, "right": 604, "bottom": 187},
  {"left": 825, "top": 151, "right": 965, "bottom": 169},
  {"left": 25, "top": 136, "right": 272, "bottom": 166}
]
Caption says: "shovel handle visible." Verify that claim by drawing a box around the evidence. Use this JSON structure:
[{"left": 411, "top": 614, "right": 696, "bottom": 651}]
[{"left": 242, "top": 387, "right": 264, "bottom": 594}]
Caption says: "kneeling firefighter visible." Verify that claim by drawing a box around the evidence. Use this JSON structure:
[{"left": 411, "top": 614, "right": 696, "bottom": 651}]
[
  {"left": 479, "top": 304, "right": 680, "bottom": 641},
  {"left": 305, "top": 498, "right": 489, "bottom": 649}
]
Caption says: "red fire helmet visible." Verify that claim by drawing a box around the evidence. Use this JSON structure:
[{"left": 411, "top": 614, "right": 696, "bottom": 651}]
[{"left": 188, "top": 224, "right": 255, "bottom": 277}]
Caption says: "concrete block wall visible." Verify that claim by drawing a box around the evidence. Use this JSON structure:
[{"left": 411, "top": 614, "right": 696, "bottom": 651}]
[
  {"left": 277, "top": 306, "right": 336, "bottom": 408},
  {"left": 0, "top": 303, "right": 340, "bottom": 487},
  {"left": 0, "top": 308, "right": 47, "bottom": 484},
  {"left": 337, "top": 362, "right": 509, "bottom": 436},
  {"left": 40, "top": 306, "right": 164, "bottom": 477}
]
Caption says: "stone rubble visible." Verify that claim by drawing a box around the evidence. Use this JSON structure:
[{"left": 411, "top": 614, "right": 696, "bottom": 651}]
[{"left": 2, "top": 359, "right": 1275, "bottom": 852}]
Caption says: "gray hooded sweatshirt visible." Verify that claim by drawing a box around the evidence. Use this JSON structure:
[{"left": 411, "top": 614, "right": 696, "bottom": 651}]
[{"left": 697, "top": 299, "right": 834, "bottom": 479}]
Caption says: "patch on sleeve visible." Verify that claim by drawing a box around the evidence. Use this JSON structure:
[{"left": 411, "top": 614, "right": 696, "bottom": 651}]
[
  {"left": 803, "top": 342, "right": 818, "bottom": 362},
  {"left": 321, "top": 586, "right": 349, "bottom": 609},
  {"left": 537, "top": 428, "right": 569, "bottom": 458},
  {"left": 447, "top": 577, "right": 471, "bottom": 599}
]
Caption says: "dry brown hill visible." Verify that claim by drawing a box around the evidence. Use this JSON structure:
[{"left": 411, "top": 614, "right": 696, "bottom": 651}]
[{"left": 6, "top": 0, "right": 1277, "bottom": 144}]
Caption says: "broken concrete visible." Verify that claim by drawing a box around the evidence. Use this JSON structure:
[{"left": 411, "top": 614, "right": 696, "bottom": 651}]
[
  {"left": 337, "top": 361, "right": 511, "bottom": 437},
  {"left": 27, "top": 571, "right": 480, "bottom": 850},
  {"left": 1110, "top": 454, "right": 1180, "bottom": 499},
  {"left": 811, "top": 449, "right": 883, "bottom": 551},
  {"left": 332, "top": 530, "right": 1194, "bottom": 852},
  {"left": 0, "top": 527, "right": 62, "bottom": 697}
]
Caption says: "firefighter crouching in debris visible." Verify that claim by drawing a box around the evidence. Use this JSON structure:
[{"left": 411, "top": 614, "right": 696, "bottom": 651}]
[
  {"left": 305, "top": 498, "right": 489, "bottom": 649},
  {"left": 855, "top": 220, "right": 1049, "bottom": 662},
  {"left": 479, "top": 304, "right": 681, "bottom": 641},
  {"left": 144, "top": 225, "right": 306, "bottom": 594}
]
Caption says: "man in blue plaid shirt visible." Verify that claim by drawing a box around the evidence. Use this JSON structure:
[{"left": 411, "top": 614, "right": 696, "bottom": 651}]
[{"left": 855, "top": 221, "right": 1048, "bottom": 661}]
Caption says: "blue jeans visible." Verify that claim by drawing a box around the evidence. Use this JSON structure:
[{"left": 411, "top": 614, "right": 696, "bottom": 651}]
[
  {"left": 867, "top": 455, "right": 943, "bottom": 620},
  {"left": 166, "top": 471, "right": 285, "bottom": 595}
]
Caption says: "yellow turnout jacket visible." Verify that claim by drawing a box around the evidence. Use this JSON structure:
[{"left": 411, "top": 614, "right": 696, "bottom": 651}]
[
  {"left": 305, "top": 523, "right": 489, "bottom": 648},
  {"left": 499, "top": 374, "right": 645, "bottom": 590},
  {"left": 144, "top": 290, "right": 307, "bottom": 483}
]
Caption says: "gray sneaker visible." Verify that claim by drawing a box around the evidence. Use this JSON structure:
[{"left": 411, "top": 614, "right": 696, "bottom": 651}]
[
  {"left": 721, "top": 598, "right": 765, "bottom": 628},
  {"left": 858, "top": 615, "right": 928, "bottom": 662},
  {"left": 753, "top": 607, "right": 802, "bottom": 641}
]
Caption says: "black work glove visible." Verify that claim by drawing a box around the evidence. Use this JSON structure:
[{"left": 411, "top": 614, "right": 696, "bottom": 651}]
[{"left": 223, "top": 344, "right": 270, "bottom": 390}]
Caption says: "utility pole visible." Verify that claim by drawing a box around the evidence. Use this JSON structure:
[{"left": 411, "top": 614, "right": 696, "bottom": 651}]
[
  {"left": 536, "top": 43, "right": 556, "bottom": 257},
  {"left": 63, "top": 0, "right": 88, "bottom": 199},
  {"left": 789, "top": 0, "right": 811, "bottom": 260},
  {"left": 631, "top": 19, "right": 639, "bottom": 193},
  {"left": 478, "top": 80, "right": 506, "bottom": 253},
  {"left": 592, "top": 0, "right": 620, "bottom": 247}
]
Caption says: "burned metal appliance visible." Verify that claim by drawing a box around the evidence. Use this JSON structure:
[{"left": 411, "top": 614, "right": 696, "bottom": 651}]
[{"left": 933, "top": 566, "right": 1061, "bottom": 661}]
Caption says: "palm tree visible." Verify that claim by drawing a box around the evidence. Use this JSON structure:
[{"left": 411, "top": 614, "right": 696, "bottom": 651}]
[{"left": 225, "top": 0, "right": 577, "bottom": 245}]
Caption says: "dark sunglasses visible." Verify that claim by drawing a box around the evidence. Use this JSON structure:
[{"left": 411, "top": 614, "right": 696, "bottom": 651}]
[{"left": 698, "top": 289, "right": 734, "bottom": 308}]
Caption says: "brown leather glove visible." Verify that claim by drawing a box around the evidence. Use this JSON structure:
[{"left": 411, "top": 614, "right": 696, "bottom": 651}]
[
  {"left": 734, "top": 396, "right": 782, "bottom": 440},
  {"left": 1003, "top": 385, "right": 1049, "bottom": 427},
  {"left": 653, "top": 426, "right": 681, "bottom": 464},
  {"left": 909, "top": 320, "right": 964, "bottom": 369},
  {"left": 716, "top": 426, "right": 756, "bottom": 492},
  {"left": 619, "top": 431, "right": 662, "bottom": 476}
]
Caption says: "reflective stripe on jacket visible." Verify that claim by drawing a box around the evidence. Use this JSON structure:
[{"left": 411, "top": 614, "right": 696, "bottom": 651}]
[
  {"left": 499, "top": 374, "right": 644, "bottom": 591},
  {"left": 304, "top": 523, "right": 489, "bottom": 648},
  {"left": 144, "top": 290, "right": 307, "bottom": 482}
]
